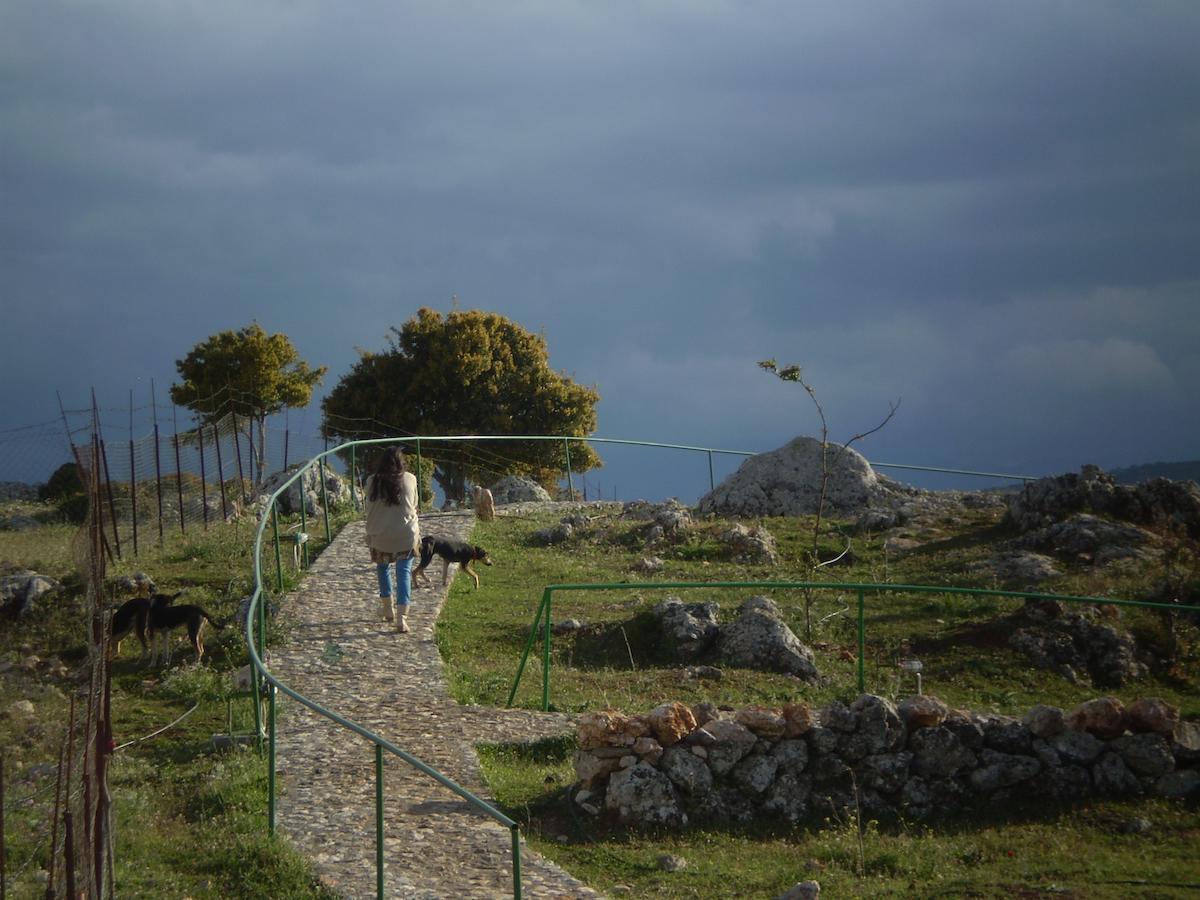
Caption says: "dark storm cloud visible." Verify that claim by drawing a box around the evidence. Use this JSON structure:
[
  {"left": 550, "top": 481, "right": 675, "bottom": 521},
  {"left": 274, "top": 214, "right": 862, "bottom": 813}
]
[{"left": 2, "top": 1, "right": 1198, "bottom": 494}]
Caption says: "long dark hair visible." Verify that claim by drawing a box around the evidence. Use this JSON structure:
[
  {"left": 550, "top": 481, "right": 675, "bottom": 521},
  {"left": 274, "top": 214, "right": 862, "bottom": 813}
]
[{"left": 369, "top": 447, "right": 407, "bottom": 506}]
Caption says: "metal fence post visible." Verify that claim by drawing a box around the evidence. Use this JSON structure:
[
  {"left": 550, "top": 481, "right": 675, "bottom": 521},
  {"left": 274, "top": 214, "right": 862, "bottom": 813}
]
[
  {"left": 272, "top": 505, "right": 284, "bottom": 592},
  {"left": 351, "top": 444, "right": 358, "bottom": 511},
  {"left": 376, "top": 744, "right": 385, "bottom": 900},
  {"left": 857, "top": 589, "right": 866, "bottom": 694},
  {"left": 562, "top": 438, "right": 574, "bottom": 501},
  {"left": 542, "top": 589, "right": 554, "bottom": 711},
  {"left": 511, "top": 825, "right": 523, "bottom": 900},
  {"left": 268, "top": 683, "right": 277, "bottom": 835},
  {"left": 319, "top": 457, "right": 331, "bottom": 543},
  {"left": 707, "top": 449, "right": 715, "bottom": 492},
  {"left": 415, "top": 439, "right": 423, "bottom": 507}
]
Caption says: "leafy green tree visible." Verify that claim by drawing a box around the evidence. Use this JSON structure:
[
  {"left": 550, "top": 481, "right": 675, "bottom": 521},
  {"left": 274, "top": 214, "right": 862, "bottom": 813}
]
[
  {"left": 171, "top": 323, "right": 326, "bottom": 483},
  {"left": 322, "top": 308, "right": 601, "bottom": 500}
]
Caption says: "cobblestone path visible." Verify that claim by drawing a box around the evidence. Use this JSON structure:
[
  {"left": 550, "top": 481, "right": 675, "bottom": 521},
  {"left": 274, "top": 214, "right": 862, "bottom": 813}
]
[{"left": 270, "top": 510, "right": 601, "bottom": 899}]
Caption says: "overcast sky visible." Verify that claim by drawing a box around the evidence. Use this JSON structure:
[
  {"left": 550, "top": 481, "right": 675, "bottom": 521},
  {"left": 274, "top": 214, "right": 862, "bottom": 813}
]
[{"left": 2, "top": 1, "right": 1198, "bottom": 499}]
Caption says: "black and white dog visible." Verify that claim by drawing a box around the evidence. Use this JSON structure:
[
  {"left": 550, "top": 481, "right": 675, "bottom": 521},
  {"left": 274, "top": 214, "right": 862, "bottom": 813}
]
[{"left": 411, "top": 535, "right": 493, "bottom": 590}]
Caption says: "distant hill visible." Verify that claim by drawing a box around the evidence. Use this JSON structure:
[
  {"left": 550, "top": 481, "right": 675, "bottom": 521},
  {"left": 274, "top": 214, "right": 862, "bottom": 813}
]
[{"left": 1109, "top": 460, "right": 1200, "bottom": 485}]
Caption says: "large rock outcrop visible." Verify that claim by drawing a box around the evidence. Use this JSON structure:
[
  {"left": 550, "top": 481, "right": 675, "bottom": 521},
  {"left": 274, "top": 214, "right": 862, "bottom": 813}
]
[
  {"left": 698, "top": 436, "right": 901, "bottom": 518},
  {"left": 1006, "top": 465, "right": 1200, "bottom": 539},
  {"left": 489, "top": 475, "right": 552, "bottom": 504}
]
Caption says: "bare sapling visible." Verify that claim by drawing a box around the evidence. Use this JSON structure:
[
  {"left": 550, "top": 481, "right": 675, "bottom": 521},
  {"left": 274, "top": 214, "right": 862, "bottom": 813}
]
[{"left": 759, "top": 360, "right": 899, "bottom": 638}]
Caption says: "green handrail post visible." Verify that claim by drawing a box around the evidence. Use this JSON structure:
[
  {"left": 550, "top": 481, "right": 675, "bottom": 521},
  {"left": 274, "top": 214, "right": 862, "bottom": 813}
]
[
  {"left": 376, "top": 743, "right": 385, "bottom": 900},
  {"left": 543, "top": 589, "right": 553, "bottom": 711},
  {"left": 415, "top": 438, "right": 423, "bottom": 508},
  {"left": 269, "top": 683, "right": 277, "bottom": 835},
  {"left": 299, "top": 481, "right": 309, "bottom": 568},
  {"left": 563, "top": 438, "right": 574, "bottom": 500},
  {"left": 511, "top": 825, "right": 523, "bottom": 900},
  {"left": 707, "top": 449, "right": 715, "bottom": 491},
  {"left": 507, "top": 590, "right": 551, "bottom": 707},
  {"left": 857, "top": 589, "right": 866, "bottom": 694},
  {"left": 319, "top": 457, "right": 331, "bottom": 543},
  {"left": 351, "top": 444, "right": 359, "bottom": 511},
  {"left": 272, "top": 504, "right": 284, "bottom": 592}
]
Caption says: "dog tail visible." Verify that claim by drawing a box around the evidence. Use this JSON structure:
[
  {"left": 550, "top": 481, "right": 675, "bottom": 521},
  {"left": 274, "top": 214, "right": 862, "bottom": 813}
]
[{"left": 198, "top": 607, "right": 226, "bottom": 630}]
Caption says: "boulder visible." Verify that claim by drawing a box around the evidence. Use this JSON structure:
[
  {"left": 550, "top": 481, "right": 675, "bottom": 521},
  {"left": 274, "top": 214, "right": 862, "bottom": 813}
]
[
  {"left": 1091, "top": 751, "right": 1142, "bottom": 797},
  {"left": 898, "top": 695, "right": 949, "bottom": 731},
  {"left": 731, "top": 754, "right": 778, "bottom": 795},
  {"left": 259, "top": 465, "right": 352, "bottom": 516},
  {"left": 967, "top": 750, "right": 1042, "bottom": 792},
  {"left": 1049, "top": 730, "right": 1105, "bottom": 766},
  {"left": 697, "top": 436, "right": 901, "bottom": 518},
  {"left": 1, "top": 571, "right": 62, "bottom": 617},
  {"left": 1126, "top": 698, "right": 1180, "bottom": 736},
  {"left": 702, "top": 719, "right": 758, "bottom": 776},
  {"left": 1006, "top": 465, "right": 1200, "bottom": 540},
  {"left": 660, "top": 746, "right": 714, "bottom": 796},
  {"left": 1022, "top": 705, "right": 1066, "bottom": 738},
  {"left": 1109, "top": 733, "right": 1175, "bottom": 778},
  {"left": 781, "top": 703, "right": 814, "bottom": 737},
  {"left": 1009, "top": 604, "right": 1145, "bottom": 687},
  {"left": 652, "top": 598, "right": 721, "bottom": 660},
  {"left": 909, "top": 726, "right": 977, "bottom": 779},
  {"left": 653, "top": 500, "right": 692, "bottom": 536},
  {"left": 647, "top": 702, "right": 697, "bottom": 747},
  {"left": 858, "top": 751, "right": 913, "bottom": 795},
  {"left": 1155, "top": 769, "right": 1200, "bottom": 799},
  {"left": 1172, "top": 720, "right": 1200, "bottom": 764},
  {"left": 1065, "top": 697, "right": 1128, "bottom": 739},
  {"left": 763, "top": 772, "right": 813, "bottom": 823},
  {"left": 736, "top": 706, "right": 787, "bottom": 741},
  {"left": 490, "top": 475, "right": 552, "bottom": 503},
  {"left": 717, "top": 523, "right": 780, "bottom": 565},
  {"left": 847, "top": 694, "right": 906, "bottom": 755},
  {"left": 718, "top": 596, "right": 820, "bottom": 683},
  {"left": 770, "top": 739, "right": 810, "bottom": 776},
  {"left": 533, "top": 522, "right": 573, "bottom": 545},
  {"left": 605, "top": 762, "right": 685, "bottom": 826}
]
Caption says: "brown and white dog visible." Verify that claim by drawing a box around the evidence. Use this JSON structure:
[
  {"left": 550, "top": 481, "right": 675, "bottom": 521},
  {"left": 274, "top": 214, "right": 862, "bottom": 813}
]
[
  {"left": 110, "top": 597, "right": 153, "bottom": 660},
  {"left": 411, "top": 535, "right": 493, "bottom": 590}
]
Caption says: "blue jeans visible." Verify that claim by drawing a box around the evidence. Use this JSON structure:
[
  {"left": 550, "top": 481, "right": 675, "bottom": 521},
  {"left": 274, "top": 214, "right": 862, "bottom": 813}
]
[{"left": 376, "top": 555, "right": 414, "bottom": 609}]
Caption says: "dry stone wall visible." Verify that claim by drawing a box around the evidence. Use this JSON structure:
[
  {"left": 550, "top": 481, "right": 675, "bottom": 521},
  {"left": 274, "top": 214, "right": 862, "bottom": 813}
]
[{"left": 573, "top": 695, "right": 1200, "bottom": 828}]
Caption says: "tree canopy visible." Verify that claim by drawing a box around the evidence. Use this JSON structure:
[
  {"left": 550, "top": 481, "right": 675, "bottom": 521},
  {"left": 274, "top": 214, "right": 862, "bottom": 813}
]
[
  {"left": 322, "top": 308, "right": 601, "bottom": 498},
  {"left": 170, "top": 323, "right": 327, "bottom": 425}
]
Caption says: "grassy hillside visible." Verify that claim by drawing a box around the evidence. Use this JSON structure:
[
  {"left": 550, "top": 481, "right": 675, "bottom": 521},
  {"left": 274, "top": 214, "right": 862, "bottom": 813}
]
[
  {"left": 443, "top": 501, "right": 1200, "bottom": 898},
  {"left": 0, "top": 498, "right": 348, "bottom": 899},
  {"left": 2, "top": 490, "right": 1197, "bottom": 898}
]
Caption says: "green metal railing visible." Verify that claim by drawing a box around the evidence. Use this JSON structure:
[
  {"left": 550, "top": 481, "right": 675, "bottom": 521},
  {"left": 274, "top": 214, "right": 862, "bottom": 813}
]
[
  {"left": 507, "top": 581, "right": 1193, "bottom": 711},
  {"left": 245, "top": 447, "right": 523, "bottom": 900}
]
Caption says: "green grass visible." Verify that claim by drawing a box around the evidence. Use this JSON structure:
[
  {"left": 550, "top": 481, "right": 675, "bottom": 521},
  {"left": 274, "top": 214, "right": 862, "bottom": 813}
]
[
  {"left": 0, "top": 497, "right": 354, "bottom": 898},
  {"left": 440, "top": 506, "right": 1200, "bottom": 718},
  {"left": 455, "top": 503, "right": 1200, "bottom": 898}
]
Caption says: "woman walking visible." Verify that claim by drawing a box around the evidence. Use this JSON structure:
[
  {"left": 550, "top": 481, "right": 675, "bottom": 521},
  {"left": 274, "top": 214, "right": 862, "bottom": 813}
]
[{"left": 364, "top": 446, "right": 420, "bottom": 632}]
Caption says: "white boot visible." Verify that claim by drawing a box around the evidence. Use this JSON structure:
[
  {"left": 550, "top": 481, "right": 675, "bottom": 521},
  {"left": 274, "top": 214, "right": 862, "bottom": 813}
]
[
  {"left": 396, "top": 605, "right": 410, "bottom": 633},
  {"left": 379, "top": 596, "right": 395, "bottom": 622}
]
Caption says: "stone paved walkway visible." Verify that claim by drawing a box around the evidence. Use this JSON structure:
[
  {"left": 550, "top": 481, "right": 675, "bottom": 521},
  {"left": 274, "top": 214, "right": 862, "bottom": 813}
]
[{"left": 271, "top": 510, "right": 602, "bottom": 899}]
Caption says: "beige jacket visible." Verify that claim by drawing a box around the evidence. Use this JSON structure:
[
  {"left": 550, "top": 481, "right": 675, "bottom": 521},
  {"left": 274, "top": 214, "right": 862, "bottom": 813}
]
[{"left": 364, "top": 473, "right": 420, "bottom": 555}]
